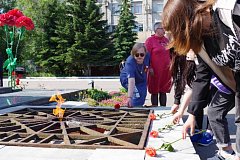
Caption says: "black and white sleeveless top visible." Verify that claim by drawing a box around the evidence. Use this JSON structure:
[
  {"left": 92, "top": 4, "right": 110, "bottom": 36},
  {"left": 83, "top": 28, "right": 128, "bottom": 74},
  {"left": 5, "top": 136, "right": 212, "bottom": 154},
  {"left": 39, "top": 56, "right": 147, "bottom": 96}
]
[{"left": 204, "top": 0, "right": 240, "bottom": 71}]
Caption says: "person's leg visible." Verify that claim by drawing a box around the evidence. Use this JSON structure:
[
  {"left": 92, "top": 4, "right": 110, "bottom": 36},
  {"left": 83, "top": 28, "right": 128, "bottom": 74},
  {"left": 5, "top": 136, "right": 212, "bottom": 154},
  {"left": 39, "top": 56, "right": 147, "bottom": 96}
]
[
  {"left": 132, "top": 86, "right": 147, "bottom": 107},
  {"left": 235, "top": 72, "right": 240, "bottom": 160},
  {"left": 235, "top": 92, "right": 240, "bottom": 159},
  {"left": 151, "top": 94, "right": 158, "bottom": 106},
  {"left": 207, "top": 90, "right": 235, "bottom": 159},
  {"left": 206, "top": 116, "right": 212, "bottom": 131},
  {"left": 159, "top": 92, "right": 167, "bottom": 106}
]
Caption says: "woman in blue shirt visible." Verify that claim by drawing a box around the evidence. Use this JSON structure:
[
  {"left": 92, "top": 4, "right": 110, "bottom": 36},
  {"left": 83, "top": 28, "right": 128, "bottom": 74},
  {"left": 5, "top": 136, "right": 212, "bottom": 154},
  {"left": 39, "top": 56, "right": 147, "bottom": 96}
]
[{"left": 120, "top": 43, "right": 150, "bottom": 107}]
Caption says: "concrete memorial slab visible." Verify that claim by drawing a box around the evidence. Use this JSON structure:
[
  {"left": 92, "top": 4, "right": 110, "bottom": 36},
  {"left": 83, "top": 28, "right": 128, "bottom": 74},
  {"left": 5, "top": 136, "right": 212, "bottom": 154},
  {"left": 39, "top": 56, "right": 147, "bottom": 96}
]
[
  {"left": 0, "top": 89, "right": 83, "bottom": 109},
  {"left": 0, "top": 146, "right": 94, "bottom": 160},
  {"left": 88, "top": 149, "right": 145, "bottom": 160}
]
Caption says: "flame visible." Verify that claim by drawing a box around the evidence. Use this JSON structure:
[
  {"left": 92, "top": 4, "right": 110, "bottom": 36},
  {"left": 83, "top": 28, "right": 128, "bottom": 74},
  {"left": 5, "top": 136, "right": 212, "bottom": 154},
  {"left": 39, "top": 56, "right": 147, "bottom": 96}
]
[{"left": 50, "top": 93, "right": 66, "bottom": 121}]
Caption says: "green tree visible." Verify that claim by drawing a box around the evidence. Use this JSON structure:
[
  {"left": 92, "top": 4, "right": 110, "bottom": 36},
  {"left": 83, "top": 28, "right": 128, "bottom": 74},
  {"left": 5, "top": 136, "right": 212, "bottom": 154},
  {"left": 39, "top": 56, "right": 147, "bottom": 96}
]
[
  {"left": 0, "top": 0, "right": 16, "bottom": 12},
  {"left": 14, "top": 0, "right": 46, "bottom": 72},
  {"left": 65, "top": 0, "right": 114, "bottom": 75},
  {"left": 113, "top": 0, "right": 137, "bottom": 62},
  {"left": 35, "top": 0, "right": 66, "bottom": 75},
  {"left": 15, "top": 0, "right": 68, "bottom": 75},
  {"left": 14, "top": 0, "right": 115, "bottom": 76}
]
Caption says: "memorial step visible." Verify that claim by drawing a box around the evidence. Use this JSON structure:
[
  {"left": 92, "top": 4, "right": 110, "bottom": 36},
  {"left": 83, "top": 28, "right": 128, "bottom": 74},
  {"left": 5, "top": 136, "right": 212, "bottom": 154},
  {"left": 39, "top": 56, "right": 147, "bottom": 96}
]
[{"left": 0, "top": 87, "right": 12, "bottom": 94}]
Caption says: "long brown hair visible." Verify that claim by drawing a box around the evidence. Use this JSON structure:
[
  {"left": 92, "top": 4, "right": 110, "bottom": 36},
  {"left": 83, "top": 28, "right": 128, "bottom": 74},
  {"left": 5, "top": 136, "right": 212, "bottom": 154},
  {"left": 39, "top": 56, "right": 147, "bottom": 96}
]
[{"left": 162, "top": 0, "right": 216, "bottom": 55}]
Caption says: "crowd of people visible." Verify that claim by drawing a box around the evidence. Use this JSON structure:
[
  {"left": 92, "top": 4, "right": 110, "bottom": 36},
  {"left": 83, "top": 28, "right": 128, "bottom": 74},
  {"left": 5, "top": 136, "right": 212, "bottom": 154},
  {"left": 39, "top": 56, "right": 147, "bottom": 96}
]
[{"left": 120, "top": 0, "right": 239, "bottom": 159}]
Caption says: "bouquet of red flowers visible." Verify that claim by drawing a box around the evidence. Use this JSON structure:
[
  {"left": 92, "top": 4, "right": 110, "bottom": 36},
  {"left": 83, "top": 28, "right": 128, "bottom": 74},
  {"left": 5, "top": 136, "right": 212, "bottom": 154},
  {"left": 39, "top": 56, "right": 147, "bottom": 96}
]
[{"left": 0, "top": 9, "right": 34, "bottom": 88}]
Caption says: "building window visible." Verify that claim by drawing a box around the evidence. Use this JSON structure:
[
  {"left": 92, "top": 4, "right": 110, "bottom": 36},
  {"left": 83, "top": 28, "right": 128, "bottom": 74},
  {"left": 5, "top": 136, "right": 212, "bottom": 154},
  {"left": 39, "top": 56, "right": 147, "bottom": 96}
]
[
  {"left": 152, "top": 0, "right": 164, "bottom": 13},
  {"left": 99, "top": 6, "right": 103, "bottom": 14},
  {"left": 132, "top": 23, "right": 143, "bottom": 32},
  {"left": 112, "top": 3, "right": 120, "bottom": 15},
  {"left": 131, "top": 2, "right": 142, "bottom": 14},
  {"left": 138, "top": 23, "right": 143, "bottom": 32}
]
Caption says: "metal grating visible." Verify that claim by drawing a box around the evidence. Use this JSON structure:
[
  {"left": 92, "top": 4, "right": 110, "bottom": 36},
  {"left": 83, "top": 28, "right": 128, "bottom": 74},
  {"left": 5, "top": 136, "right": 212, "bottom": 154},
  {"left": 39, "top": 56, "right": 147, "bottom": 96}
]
[{"left": 0, "top": 108, "right": 153, "bottom": 149}]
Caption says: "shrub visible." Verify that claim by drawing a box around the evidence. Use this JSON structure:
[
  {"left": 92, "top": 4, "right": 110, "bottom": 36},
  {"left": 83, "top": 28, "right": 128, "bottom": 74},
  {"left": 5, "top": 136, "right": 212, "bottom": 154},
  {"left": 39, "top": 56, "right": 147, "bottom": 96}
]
[
  {"left": 86, "top": 89, "right": 110, "bottom": 101},
  {"left": 82, "top": 89, "right": 128, "bottom": 107}
]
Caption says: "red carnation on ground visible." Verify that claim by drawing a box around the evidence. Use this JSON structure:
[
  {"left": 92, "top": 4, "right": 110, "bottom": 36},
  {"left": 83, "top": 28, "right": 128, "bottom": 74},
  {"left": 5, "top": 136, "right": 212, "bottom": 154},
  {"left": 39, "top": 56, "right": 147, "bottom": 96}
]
[
  {"left": 149, "top": 130, "right": 159, "bottom": 138},
  {"left": 149, "top": 113, "right": 156, "bottom": 120},
  {"left": 145, "top": 147, "right": 157, "bottom": 157},
  {"left": 114, "top": 103, "right": 121, "bottom": 109}
]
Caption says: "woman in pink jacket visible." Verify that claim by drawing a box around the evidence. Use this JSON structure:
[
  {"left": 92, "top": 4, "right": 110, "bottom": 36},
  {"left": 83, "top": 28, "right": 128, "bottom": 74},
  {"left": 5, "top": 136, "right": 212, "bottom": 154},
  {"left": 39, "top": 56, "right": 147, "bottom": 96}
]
[{"left": 145, "top": 22, "right": 172, "bottom": 106}]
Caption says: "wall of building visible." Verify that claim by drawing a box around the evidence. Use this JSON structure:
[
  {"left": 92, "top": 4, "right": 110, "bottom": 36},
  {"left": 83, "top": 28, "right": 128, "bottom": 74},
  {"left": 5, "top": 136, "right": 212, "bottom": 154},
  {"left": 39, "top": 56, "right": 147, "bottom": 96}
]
[{"left": 97, "top": 0, "right": 166, "bottom": 42}]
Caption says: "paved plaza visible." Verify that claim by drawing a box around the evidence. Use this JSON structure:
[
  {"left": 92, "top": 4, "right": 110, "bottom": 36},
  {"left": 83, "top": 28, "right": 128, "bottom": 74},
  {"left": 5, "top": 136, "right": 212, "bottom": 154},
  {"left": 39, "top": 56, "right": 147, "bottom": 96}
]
[{"left": 0, "top": 77, "right": 237, "bottom": 160}]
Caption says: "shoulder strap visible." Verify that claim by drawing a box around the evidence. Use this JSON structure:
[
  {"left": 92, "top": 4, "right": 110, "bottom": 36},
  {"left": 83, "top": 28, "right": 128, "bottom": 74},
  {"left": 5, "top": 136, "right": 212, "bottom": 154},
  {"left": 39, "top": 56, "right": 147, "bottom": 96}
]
[{"left": 198, "top": 46, "right": 236, "bottom": 92}]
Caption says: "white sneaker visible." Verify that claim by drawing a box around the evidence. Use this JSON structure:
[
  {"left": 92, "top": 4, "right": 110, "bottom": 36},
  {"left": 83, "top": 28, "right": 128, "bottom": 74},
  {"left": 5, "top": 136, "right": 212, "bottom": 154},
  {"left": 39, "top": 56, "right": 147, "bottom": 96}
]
[{"left": 219, "top": 150, "right": 236, "bottom": 160}]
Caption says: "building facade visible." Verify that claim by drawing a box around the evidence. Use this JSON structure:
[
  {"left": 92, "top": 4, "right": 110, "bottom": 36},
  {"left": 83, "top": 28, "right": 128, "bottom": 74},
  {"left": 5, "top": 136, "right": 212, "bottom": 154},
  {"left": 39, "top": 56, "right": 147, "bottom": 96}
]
[{"left": 97, "top": 0, "right": 166, "bottom": 42}]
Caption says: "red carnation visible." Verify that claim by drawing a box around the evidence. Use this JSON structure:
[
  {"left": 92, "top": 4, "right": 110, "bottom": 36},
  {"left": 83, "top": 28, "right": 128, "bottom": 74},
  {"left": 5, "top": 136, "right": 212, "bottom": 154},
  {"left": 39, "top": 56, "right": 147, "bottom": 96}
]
[
  {"left": 114, "top": 103, "right": 121, "bottom": 109},
  {"left": 7, "top": 9, "right": 24, "bottom": 19},
  {"left": 0, "top": 14, "right": 7, "bottom": 26},
  {"left": 145, "top": 147, "right": 157, "bottom": 157},
  {"left": 150, "top": 130, "right": 159, "bottom": 138},
  {"left": 12, "top": 71, "right": 16, "bottom": 76},
  {"left": 0, "top": 13, "right": 16, "bottom": 26},
  {"left": 15, "top": 16, "right": 34, "bottom": 30},
  {"left": 149, "top": 113, "right": 156, "bottom": 120}
]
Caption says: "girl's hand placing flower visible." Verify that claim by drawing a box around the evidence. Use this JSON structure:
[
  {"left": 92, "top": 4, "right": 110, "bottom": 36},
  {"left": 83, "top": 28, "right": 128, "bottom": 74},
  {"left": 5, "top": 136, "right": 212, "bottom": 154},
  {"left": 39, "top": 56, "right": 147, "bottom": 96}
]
[
  {"left": 172, "top": 112, "right": 182, "bottom": 124},
  {"left": 182, "top": 114, "right": 196, "bottom": 139},
  {"left": 171, "top": 104, "right": 179, "bottom": 114}
]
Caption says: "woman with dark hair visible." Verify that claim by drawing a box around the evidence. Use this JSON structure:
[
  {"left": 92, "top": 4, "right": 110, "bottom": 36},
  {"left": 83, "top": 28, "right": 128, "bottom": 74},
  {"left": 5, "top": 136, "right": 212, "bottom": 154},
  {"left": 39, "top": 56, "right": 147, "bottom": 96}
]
[
  {"left": 171, "top": 50, "right": 198, "bottom": 124},
  {"left": 171, "top": 50, "right": 214, "bottom": 147},
  {"left": 163, "top": 0, "right": 239, "bottom": 159},
  {"left": 120, "top": 43, "right": 150, "bottom": 107}
]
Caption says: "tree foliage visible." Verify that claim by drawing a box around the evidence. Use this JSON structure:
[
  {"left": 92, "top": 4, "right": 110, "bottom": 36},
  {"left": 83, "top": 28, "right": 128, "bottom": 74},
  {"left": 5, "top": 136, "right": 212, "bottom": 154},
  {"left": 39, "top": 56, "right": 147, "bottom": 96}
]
[
  {"left": 0, "top": 0, "right": 119, "bottom": 76},
  {"left": 65, "top": 0, "right": 114, "bottom": 75},
  {"left": 113, "top": 0, "right": 137, "bottom": 62}
]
